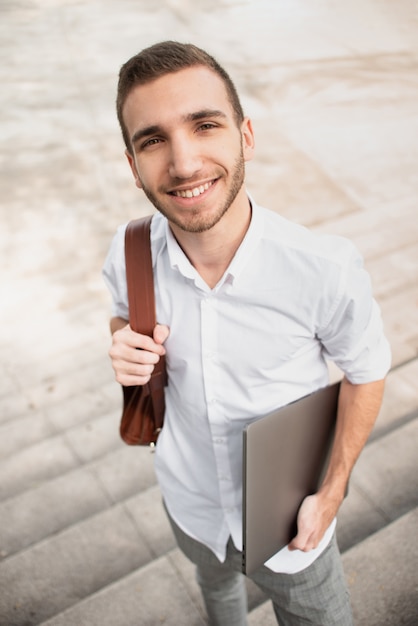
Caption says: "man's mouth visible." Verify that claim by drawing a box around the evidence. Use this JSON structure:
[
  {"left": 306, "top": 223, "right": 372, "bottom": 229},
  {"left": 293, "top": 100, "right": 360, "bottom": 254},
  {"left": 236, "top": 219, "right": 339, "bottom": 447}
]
[{"left": 170, "top": 180, "right": 214, "bottom": 198}]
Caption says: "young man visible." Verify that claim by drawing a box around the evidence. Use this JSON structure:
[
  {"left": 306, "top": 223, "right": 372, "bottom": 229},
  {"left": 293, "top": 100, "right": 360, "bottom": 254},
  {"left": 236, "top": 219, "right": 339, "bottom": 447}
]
[{"left": 103, "top": 41, "right": 391, "bottom": 625}]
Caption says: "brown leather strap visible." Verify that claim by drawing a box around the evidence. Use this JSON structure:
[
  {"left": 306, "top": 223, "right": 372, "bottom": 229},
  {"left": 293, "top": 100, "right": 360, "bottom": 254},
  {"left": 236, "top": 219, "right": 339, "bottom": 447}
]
[
  {"left": 125, "top": 216, "right": 156, "bottom": 337},
  {"left": 125, "top": 216, "right": 167, "bottom": 431}
]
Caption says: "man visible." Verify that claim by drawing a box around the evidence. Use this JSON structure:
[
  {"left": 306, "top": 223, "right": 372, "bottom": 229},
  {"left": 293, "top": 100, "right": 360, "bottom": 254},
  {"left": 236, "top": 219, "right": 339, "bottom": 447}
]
[{"left": 103, "top": 41, "right": 391, "bottom": 625}]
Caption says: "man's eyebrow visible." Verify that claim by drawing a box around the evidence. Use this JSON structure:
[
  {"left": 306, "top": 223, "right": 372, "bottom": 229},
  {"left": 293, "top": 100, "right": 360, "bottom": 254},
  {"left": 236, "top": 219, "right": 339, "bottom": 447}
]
[
  {"left": 185, "top": 109, "right": 228, "bottom": 123},
  {"left": 130, "top": 110, "right": 228, "bottom": 146},
  {"left": 131, "top": 125, "right": 161, "bottom": 146}
]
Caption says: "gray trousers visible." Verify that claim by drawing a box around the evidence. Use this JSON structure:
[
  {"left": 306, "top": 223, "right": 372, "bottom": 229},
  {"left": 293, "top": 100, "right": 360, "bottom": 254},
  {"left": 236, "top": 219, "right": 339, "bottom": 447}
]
[{"left": 166, "top": 509, "right": 353, "bottom": 626}]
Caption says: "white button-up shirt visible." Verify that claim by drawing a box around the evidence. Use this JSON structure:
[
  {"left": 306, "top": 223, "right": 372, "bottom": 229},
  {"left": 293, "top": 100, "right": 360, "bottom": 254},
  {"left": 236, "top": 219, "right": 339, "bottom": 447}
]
[{"left": 103, "top": 198, "right": 391, "bottom": 573}]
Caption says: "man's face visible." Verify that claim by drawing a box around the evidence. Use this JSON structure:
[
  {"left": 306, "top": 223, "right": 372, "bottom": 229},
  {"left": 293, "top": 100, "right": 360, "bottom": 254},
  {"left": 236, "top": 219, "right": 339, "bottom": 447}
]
[{"left": 123, "top": 65, "right": 254, "bottom": 233}]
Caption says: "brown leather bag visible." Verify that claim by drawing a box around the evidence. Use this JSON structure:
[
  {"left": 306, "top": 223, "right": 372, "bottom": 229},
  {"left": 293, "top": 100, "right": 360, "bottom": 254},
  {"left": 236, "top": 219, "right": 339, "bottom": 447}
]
[{"left": 119, "top": 215, "right": 167, "bottom": 446}]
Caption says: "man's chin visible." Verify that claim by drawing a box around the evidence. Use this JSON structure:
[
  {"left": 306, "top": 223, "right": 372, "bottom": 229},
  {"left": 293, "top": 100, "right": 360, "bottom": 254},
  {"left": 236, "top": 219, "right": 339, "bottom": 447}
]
[{"left": 167, "top": 214, "right": 222, "bottom": 234}]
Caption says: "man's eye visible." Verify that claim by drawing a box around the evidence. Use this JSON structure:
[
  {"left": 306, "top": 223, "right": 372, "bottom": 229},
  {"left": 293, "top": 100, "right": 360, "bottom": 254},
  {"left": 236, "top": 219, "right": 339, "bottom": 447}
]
[
  {"left": 198, "top": 123, "right": 217, "bottom": 131},
  {"left": 142, "top": 138, "right": 162, "bottom": 149}
]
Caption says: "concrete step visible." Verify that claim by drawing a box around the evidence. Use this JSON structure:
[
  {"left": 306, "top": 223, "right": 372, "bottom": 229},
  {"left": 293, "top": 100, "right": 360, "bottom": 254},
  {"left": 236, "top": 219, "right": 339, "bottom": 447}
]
[
  {"left": 0, "top": 486, "right": 175, "bottom": 625},
  {"left": 344, "top": 507, "right": 418, "bottom": 626},
  {"left": 337, "top": 416, "right": 418, "bottom": 552},
  {"left": 39, "top": 550, "right": 208, "bottom": 626},
  {"left": 0, "top": 445, "right": 157, "bottom": 559},
  {"left": 36, "top": 545, "right": 267, "bottom": 626},
  {"left": 369, "top": 358, "right": 418, "bottom": 441},
  {"left": 0, "top": 361, "right": 415, "bottom": 624},
  {"left": 0, "top": 412, "right": 416, "bottom": 625},
  {"left": 0, "top": 408, "right": 123, "bottom": 501},
  {"left": 15, "top": 507, "right": 417, "bottom": 626}
]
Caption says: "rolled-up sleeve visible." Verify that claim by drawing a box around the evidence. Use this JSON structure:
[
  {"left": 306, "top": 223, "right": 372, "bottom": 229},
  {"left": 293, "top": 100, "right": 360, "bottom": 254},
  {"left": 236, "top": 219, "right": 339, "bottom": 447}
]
[{"left": 318, "top": 247, "right": 391, "bottom": 383}]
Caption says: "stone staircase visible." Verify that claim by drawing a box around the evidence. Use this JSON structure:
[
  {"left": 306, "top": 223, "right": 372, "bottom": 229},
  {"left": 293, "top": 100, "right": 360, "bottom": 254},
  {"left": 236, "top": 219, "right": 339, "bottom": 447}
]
[{"left": 0, "top": 354, "right": 417, "bottom": 625}]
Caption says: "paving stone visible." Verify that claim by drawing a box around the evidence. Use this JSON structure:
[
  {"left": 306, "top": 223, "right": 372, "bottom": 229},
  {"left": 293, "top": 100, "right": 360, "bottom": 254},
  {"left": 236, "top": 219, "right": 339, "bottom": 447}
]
[{"left": 343, "top": 509, "right": 418, "bottom": 626}]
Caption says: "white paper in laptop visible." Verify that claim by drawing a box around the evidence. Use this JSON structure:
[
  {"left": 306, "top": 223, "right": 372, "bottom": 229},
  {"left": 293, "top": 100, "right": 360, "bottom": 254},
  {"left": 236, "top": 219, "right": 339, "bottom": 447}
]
[{"left": 242, "top": 381, "right": 341, "bottom": 575}]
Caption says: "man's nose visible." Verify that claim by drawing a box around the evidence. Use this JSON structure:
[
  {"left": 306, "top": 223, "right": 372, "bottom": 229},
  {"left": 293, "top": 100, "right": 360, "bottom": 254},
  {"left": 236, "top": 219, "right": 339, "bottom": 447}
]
[{"left": 168, "top": 137, "right": 203, "bottom": 180}]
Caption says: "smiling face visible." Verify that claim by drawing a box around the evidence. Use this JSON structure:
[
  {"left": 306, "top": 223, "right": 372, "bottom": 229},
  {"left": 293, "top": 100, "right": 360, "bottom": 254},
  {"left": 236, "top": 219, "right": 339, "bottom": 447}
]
[{"left": 122, "top": 65, "right": 254, "bottom": 234}]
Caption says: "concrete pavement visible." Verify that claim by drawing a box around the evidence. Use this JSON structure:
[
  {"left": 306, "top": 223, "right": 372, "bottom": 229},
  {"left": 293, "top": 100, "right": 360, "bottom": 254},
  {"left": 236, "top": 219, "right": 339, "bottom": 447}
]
[{"left": 1, "top": 1, "right": 417, "bottom": 624}]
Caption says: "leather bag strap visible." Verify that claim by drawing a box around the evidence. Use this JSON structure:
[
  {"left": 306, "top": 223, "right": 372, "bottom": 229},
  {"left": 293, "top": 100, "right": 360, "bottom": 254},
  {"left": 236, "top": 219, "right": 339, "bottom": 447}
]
[
  {"left": 125, "top": 215, "right": 156, "bottom": 337},
  {"left": 124, "top": 215, "right": 167, "bottom": 430}
]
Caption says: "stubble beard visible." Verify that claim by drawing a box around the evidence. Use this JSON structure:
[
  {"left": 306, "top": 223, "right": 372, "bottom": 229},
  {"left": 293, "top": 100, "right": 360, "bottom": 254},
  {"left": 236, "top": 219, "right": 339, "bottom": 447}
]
[{"left": 139, "top": 152, "right": 246, "bottom": 234}]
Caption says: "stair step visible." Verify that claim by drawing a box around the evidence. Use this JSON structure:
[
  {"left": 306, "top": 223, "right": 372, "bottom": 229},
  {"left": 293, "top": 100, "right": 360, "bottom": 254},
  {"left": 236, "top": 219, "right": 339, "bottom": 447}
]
[
  {"left": 337, "top": 417, "right": 418, "bottom": 551},
  {"left": 0, "top": 488, "right": 175, "bottom": 625},
  {"left": 39, "top": 550, "right": 207, "bottom": 626},
  {"left": 343, "top": 507, "right": 418, "bottom": 626},
  {"left": 0, "top": 402, "right": 416, "bottom": 624},
  {"left": 0, "top": 380, "right": 119, "bottom": 458},
  {"left": 0, "top": 443, "right": 157, "bottom": 558},
  {"left": 0, "top": 409, "right": 123, "bottom": 501},
  {"left": 370, "top": 358, "right": 418, "bottom": 441}
]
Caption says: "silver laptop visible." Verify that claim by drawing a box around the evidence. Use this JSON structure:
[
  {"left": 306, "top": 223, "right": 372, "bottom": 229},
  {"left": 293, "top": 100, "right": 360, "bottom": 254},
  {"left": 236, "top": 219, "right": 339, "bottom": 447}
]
[{"left": 242, "top": 381, "right": 341, "bottom": 575}]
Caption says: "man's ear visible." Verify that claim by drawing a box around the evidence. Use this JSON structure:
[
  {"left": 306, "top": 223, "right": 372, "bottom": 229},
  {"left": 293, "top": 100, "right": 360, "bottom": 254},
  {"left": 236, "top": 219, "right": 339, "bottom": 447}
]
[
  {"left": 241, "top": 117, "right": 255, "bottom": 163},
  {"left": 125, "top": 149, "right": 143, "bottom": 189}
]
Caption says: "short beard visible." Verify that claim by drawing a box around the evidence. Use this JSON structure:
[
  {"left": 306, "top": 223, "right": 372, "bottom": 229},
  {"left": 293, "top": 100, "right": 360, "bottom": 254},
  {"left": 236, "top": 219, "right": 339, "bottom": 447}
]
[{"left": 140, "top": 152, "right": 245, "bottom": 234}]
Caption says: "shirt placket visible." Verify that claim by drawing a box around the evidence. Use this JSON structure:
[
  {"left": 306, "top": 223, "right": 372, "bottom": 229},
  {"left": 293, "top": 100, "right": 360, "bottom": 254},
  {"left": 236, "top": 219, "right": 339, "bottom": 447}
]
[{"left": 200, "top": 294, "right": 237, "bottom": 523}]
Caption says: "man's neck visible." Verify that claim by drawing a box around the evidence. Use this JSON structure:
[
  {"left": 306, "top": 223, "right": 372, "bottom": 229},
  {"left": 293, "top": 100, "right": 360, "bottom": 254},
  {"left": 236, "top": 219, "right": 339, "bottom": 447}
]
[{"left": 169, "top": 193, "right": 252, "bottom": 289}]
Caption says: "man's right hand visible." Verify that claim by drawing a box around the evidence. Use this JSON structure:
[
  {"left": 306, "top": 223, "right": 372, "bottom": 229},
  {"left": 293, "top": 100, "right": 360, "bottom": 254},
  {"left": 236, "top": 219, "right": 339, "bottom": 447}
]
[{"left": 109, "top": 318, "right": 169, "bottom": 386}]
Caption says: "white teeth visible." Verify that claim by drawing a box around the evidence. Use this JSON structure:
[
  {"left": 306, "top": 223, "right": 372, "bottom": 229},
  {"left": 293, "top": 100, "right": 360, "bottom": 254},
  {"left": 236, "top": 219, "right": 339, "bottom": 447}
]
[{"left": 173, "top": 181, "right": 212, "bottom": 198}]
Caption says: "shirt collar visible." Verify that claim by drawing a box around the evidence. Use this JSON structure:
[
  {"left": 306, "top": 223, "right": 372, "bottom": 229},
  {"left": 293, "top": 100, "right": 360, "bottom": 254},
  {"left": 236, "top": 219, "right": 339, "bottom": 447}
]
[{"left": 164, "top": 192, "right": 264, "bottom": 291}]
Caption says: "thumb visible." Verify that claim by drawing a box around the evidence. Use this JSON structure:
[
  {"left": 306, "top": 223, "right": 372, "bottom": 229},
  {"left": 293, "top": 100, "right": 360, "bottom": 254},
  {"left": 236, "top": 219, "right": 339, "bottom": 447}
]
[{"left": 153, "top": 323, "right": 170, "bottom": 346}]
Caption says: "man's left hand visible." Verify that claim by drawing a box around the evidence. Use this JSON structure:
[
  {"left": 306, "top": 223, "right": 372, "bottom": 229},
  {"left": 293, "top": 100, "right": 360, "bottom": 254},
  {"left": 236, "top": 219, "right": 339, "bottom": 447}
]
[{"left": 287, "top": 491, "right": 342, "bottom": 552}]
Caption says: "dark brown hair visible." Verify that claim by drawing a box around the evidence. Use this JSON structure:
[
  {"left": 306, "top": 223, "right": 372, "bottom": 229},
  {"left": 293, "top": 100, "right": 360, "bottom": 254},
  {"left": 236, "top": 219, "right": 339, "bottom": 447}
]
[{"left": 116, "top": 41, "right": 244, "bottom": 152}]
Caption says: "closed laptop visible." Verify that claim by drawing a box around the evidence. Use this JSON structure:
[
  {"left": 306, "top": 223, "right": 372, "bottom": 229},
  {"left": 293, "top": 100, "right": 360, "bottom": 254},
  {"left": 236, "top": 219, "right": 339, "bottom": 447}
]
[{"left": 242, "top": 381, "right": 341, "bottom": 575}]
